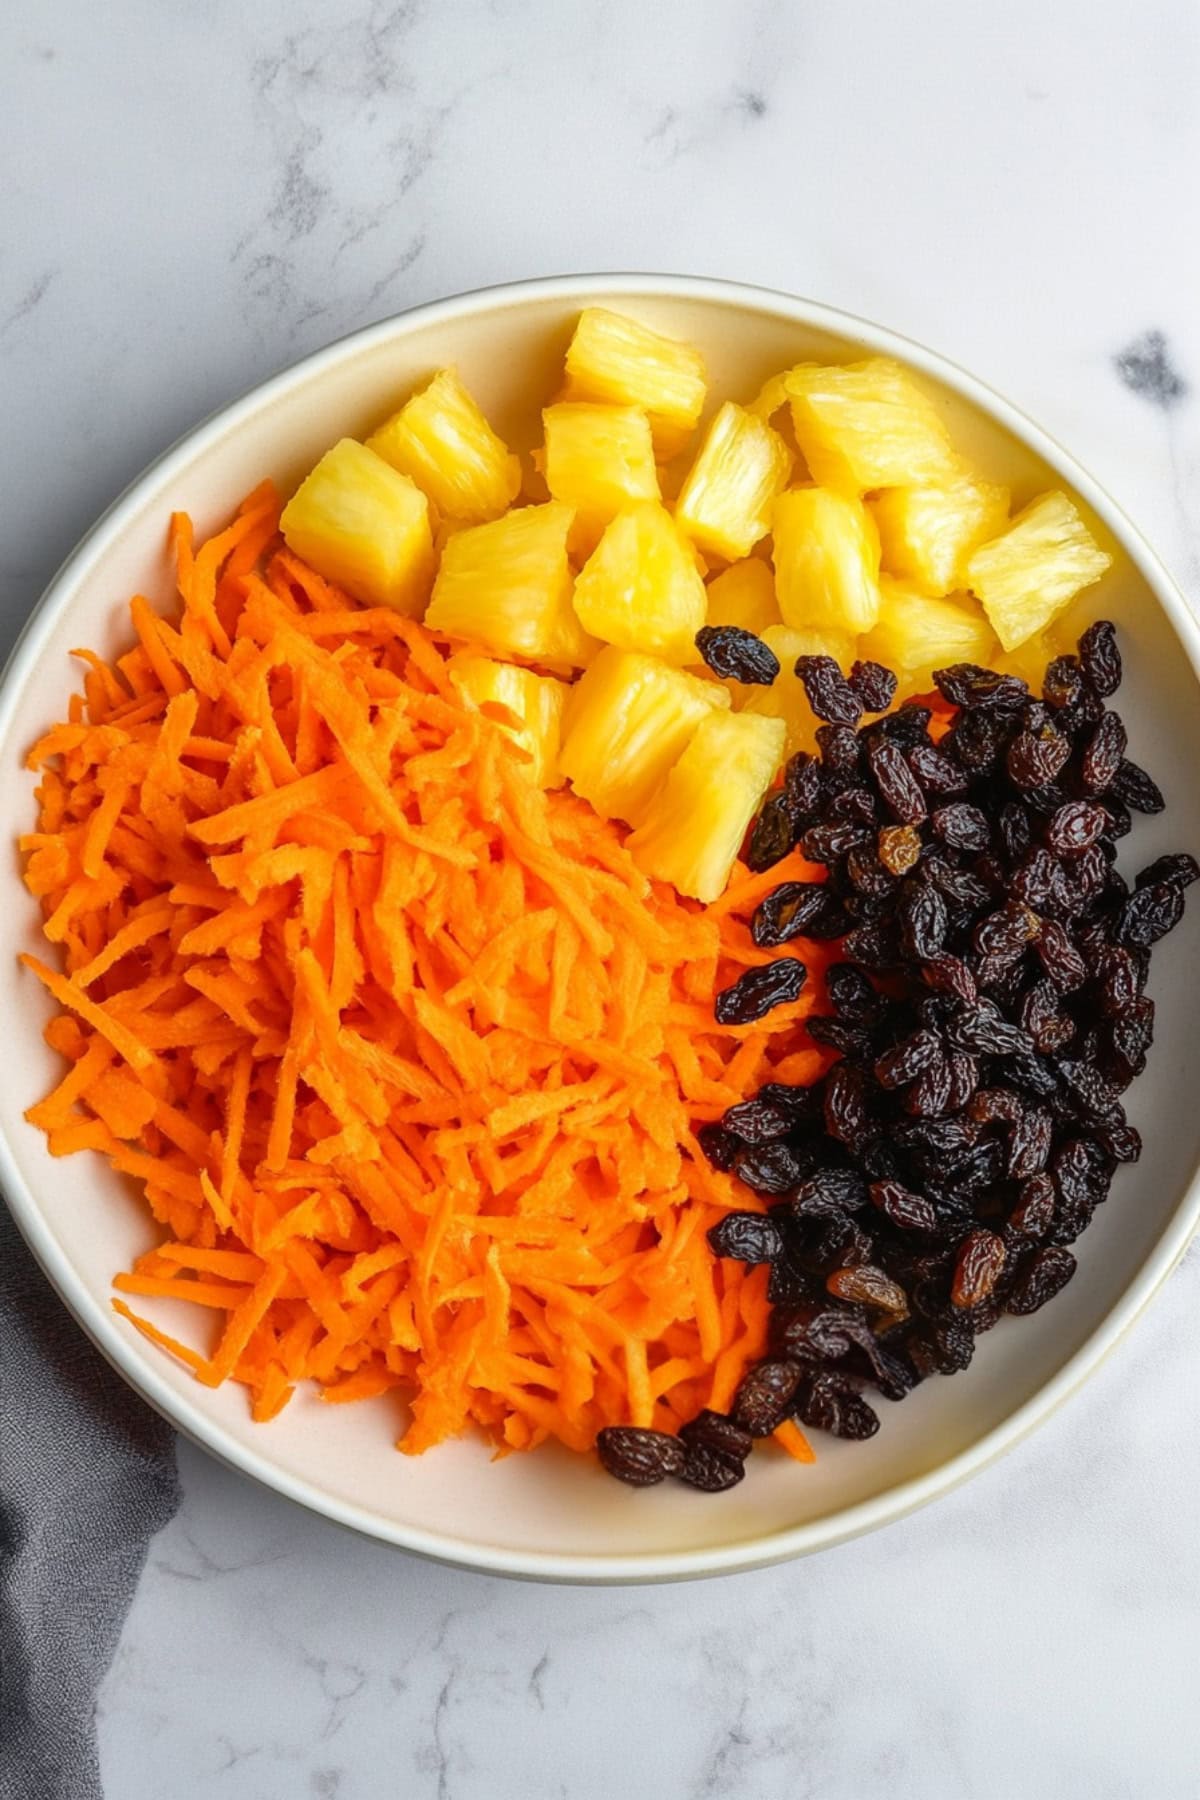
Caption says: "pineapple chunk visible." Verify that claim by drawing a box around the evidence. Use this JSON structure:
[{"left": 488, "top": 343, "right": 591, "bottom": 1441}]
[
  {"left": 965, "top": 491, "right": 1112, "bottom": 652},
  {"left": 862, "top": 580, "right": 996, "bottom": 696},
  {"left": 563, "top": 308, "right": 707, "bottom": 455},
  {"left": 572, "top": 501, "right": 706, "bottom": 665},
  {"left": 280, "top": 438, "right": 434, "bottom": 616},
  {"left": 425, "top": 501, "right": 596, "bottom": 672},
  {"left": 737, "top": 624, "right": 856, "bottom": 756},
  {"left": 558, "top": 646, "right": 729, "bottom": 825},
  {"left": 448, "top": 656, "right": 567, "bottom": 788},
  {"left": 773, "top": 488, "right": 882, "bottom": 636},
  {"left": 674, "top": 402, "right": 792, "bottom": 561},
  {"left": 629, "top": 711, "right": 786, "bottom": 903},
  {"left": 365, "top": 368, "right": 520, "bottom": 523},
  {"left": 786, "top": 359, "right": 959, "bottom": 492},
  {"left": 704, "top": 558, "right": 781, "bottom": 635},
  {"left": 542, "top": 402, "right": 659, "bottom": 554},
  {"left": 871, "top": 470, "right": 1010, "bottom": 595}
]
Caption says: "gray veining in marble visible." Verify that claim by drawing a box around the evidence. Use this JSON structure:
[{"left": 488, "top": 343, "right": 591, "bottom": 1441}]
[{"left": 4, "top": 1, "right": 1200, "bottom": 1795}]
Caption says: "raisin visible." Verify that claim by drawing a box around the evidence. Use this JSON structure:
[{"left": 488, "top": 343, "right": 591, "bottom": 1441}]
[
  {"left": 715, "top": 959, "right": 808, "bottom": 1024},
  {"left": 597, "top": 1425, "right": 686, "bottom": 1486},
  {"left": 707, "top": 1210, "right": 785, "bottom": 1263},
  {"left": 870, "top": 1180, "right": 937, "bottom": 1231},
  {"left": 1021, "top": 980, "right": 1076, "bottom": 1054},
  {"left": 826, "top": 1264, "right": 909, "bottom": 1317},
  {"left": 1136, "top": 852, "right": 1200, "bottom": 891},
  {"left": 785, "top": 751, "right": 823, "bottom": 819},
  {"left": 1006, "top": 725, "right": 1070, "bottom": 788},
  {"left": 1112, "top": 756, "right": 1165, "bottom": 814},
  {"left": 871, "top": 1029, "right": 940, "bottom": 1090},
  {"left": 679, "top": 1409, "right": 753, "bottom": 1463},
  {"left": 1053, "top": 1138, "right": 1113, "bottom": 1211},
  {"left": 878, "top": 823, "right": 922, "bottom": 875},
  {"left": 968, "top": 1086, "right": 1024, "bottom": 1125},
  {"left": 1110, "top": 997, "right": 1155, "bottom": 1072},
  {"left": 745, "top": 794, "right": 797, "bottom": 872},
  {"left": 1080, "top": 711, "right": 1127, "bottom": 793},
  {"left": 1058, "top": 1058, "right": 1120, "bottom": 1119},
  {"left": 931, "top": 803, "right": 991, "bottom": 853},
  {"left": 846, "top": 846, "right": 898, "bottom": 897},
  {"left": 1078, "top": 620, "right": 1121, "bottom": 697},
  {"left": 1097, "top": 1120, "right": 1142, "bottom": 1163},
  {"left": 1009, "top": 1106, "right": 1053, "bottom": 1179},
  {"left": 1006, "top": 1246, "right": 1077, "bottom": 1314},
  {"left": 751, "top": 882, "right": 839, "bottom": 948},
  {"left": 795, "top": 1373, "right": 880, "bottom": 1440},
  {"left": 1046, "top": 800, "right": 1109, "bottom": 853},
  {"left": 848, "top": 659, "right": 898, "bottom": 712},
  {"left": 679, "top": 1440, "right": 746, "bottom": 1491},
  {"left": 1113, "top": 881, "right": 1184, "bottom": 949},
  {"left": 722, "top": 1096, "right": 797, "bottom": 1143},
  {"left": 1103, "top": 798, "right": 1133, "bottom": 840},
  {"left": 951, "top": 1229, "right": 1006, "bottom": 1308},
  {"left": 825, "top": 963, "right": 882, "bottom": 1023},
  {"left": 1042, "top": 655, "right": 1084, "bottom": 710},
  {"left": 933, "top": 663, "right": 1028, "bottom": 710},
  {"left": 908, "top": 1320, "right": 975, "bottom": 1377},
  {"left": 734, "top": 1143, "right": 811, "bottom": 1197},
  {"left": 807, "top": 1015, "right": 872, "bottom": 1056},
  {"left": 998, "top": 802, "right": 1033, "bottom": 866},
  {"left": 898, "top": 880, "right": 948, "bottom": 960},
  {"left": 948, "top": 1004, "right": 1033, "bottom": 1058},
  {"left": 696, "top": 1122, "right": 741, "bottom": 1171},
  {"left": 732, "top": 1359, "right": 804, "bottom": 1436},
  {"left": 818, "top": 725, "right": 866, "bottom": 776},
  {"left": 921, "top": 953, "right": 978, "bottom": 1005},
  {"left": 905, "top": 1055, "right": 954, "bottom": 1117},
  {"left": 945, "top": 1051, "right": 980, "bottom": 1111},
  {"left": 880, "top": 704, "right": 933, "bottom": 748},
  {"left": 794, "top": 654, "right": 863, "bottom": 726},
  {"left": 867, "top": 736, "right": 928, "bottom": 824},
  {"left": 694, "top": 624, "right": 781, "bottom": 684},
  {"left": 1098, "top": 946, "right": 1141, "bottom": 1015},
  {"left": 823, "top": 1062, "right": 876, "bottom": 1153},
  {"left": 947, "top": 708, "right": 1008, "bottom": 772},
  {"left": 1034, "top": 918, "right": 1087, "bottom": 991},
  {"left": 1009, "top": 1173, "right": 1056, "bottom": 1237},
  {"left": 801, "top": 820, "right": 872, "bottom": 861},
  {"left": 792, "top": 1168, "right": 869, "bottom": 1214},
  {"left": 905, "top": 744, "right": 967, "bottom": 798}
]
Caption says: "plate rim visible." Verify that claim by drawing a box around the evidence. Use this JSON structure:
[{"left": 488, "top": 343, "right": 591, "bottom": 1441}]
[{"left": 4, "top": 271, "right": 1200, "bottom": 1583}]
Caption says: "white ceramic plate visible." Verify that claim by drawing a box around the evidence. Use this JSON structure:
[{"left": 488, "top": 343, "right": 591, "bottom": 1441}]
[{"left": 4, "top": 276, "right": 1200, "bottom": 1584}]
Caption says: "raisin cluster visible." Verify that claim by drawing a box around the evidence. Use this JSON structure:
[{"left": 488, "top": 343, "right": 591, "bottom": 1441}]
[{"left": 598, "top": 624, "right": 1195, "bottom": 1493}]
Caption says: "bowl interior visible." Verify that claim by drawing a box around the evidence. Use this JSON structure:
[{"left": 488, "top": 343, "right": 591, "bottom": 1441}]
[{"left": 3, "top": 280, "right": 1199, "bottom": 1578}]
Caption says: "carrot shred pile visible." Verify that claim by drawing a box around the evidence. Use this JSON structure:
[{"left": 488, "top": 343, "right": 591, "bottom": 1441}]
[{"left": 20, "top": 484, "right": 830, "bottom": 1460}]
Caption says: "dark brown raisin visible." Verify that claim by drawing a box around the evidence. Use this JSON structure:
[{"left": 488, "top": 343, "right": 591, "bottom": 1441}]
[
  {"left": 679, "top": 1440, "right": 746, "bottom": 1491},
  {"left": 947, "top": 708, "right": 1009, "bottom": 772},
  {"left": 794, "top": 654, "right": 863, "bottom": 726},
  {"left": 751, "top": 881, "right": 836, "bottom": 947},
  {"left": 998, "top": 802, "right": 1033, "bottom": 865},
  {"left": 745, "top": 794, "right": 797, "bottom": 872},
  {"left": 732, "top": 1359, "right": 804, "bottom": 1436},
  {"left": 800, "top": 820, "right": 872, "bottom": 862},
  {"left": 1008, "top": 1106, "right": 1053, "bottom": 1179},
  {"left": 795, "top": 1373, "right": 880, "bottom": 1440},
  {"left": 931, "top": 803, "right": 991, "bottom": 853},
  {"left": 715, "top": 959, "right": 808, "bottom": 1024},
  {"left": 1006, "top": 725, "right": 1070, "bottom": 789},
  {"left": 823, "top": 1062, "right": 876, "bottom": 1152},
  {"left": 1136, "top": 852, "right": 1200, "bottom": 891},
  {"left": 1009, "top": 1173, "right": 1056, "bottom": 1237},
  {"left": 818, "top": 725, "right": 866, "bottom": 775},
  {"left": 898, "top": 880, "right": 948, "bottom": 960},
  {"left": 877, "top": 823, "right": 922, "bottom": 875},
  {"left": 807, "top": 1016, "right": 873, "bottom": 1056},
  {"left": 908, "top": 743, "right": 969, "bottom": 796},
  {"left": 922, "top": 953, "right": 978, "bottom": 1005},
  {"left": 696, "top": 1122, "right": 741, "bottom": 1171},
  {"left": 785, "top": 751, "right": 823, "bottom": 819},
  {"left": 679, "top": 1409, "right": 753, "bottom": 1462},
  {"left": 1078, "top": 620, "right": 1121, "bottom": 697},
  {"left": 945, "top": 1050, "right": 980, "bottom": 1111},
  {"left": 1079, "top": 711, "right": 1127, "bottom": 793},
  {"left": 867, "top": 736, "right": 928, "bottom": 823},
  {"left": 870, "top": 1180, "right": 937, "bottom": 1231},
  {"left": 848, "top": 659, "right": 898, "bottom": 712},
  {"left": 1113, "top": 881, "right": 1184, "bottom": 948},
  {"left": 905, "top": 1055, "right": 954, "bottom": 1117},
  {"left": 1110, "top": 997, "right": 1155, "bottom": 1072},
  {"left": 1042, "top": 655, "right": 1084, "bottom": 709},
  {"left": 846, "top": 845, "right": 898, "bottom": 897},
  {"left": 1098, "top": 946, "right": 1141, "bottom": 1015},
  {"left": 933, "top": 663, "right": 1028, "bottom": 710},
  {"left": 722, "top": 1096, "right": 797, "bottom": 1143},
  {"left": 1097, "top": 1120, "right": 1142, "bottom": 1162},
  {"left": 597, "top": 1425, "right": 686, "bottom": 1486},
  {"left": 734, "top": 1143, "right": 811, "bottom": 1197},
  {"left": 707, "top": 1211, "right": 785, "bottom": 1263},
  {"left": 825, "top": 963, "right": 882, "bottom": 1023},
  {"left": 1112, "top": 756, "right": 1165, "bottom": 814},
  {"left": 874, "top": 1029, "right": 942, "bottom": 1089},
  {"left": 1006, "top": 1246, "right": 1077, "bottom": 1314},
  {"left": 694, "top": 624, "right": 781, "bottom": 684},
  {"left": 951, "top": 1229, "right": 1006, "bottom": 1308},
  {"left": 1034, "top": 918, "right": 1087, "bottom": 991},
  {"left": 1046, "top": 799, "right": 1109, "bottom": 853},
  {"left": 1020, "top": 980, "right": 1076, "bottom": 1054},
  {"left": 791, "top": 1168, "right": 869, "bottom": 1214},
  {"left": 842, "top": 922, "right": 899, "bottom": 970},
  {"left": 968, "top": 1086, "right": 1024, "bottom": 1125}
]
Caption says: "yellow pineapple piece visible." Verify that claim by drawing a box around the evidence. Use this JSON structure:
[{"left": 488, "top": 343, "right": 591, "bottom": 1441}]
[
  {"left": 736, "top": 624, "right": 856, "bottom": 756},
  {"left": 674, "top": 402, "right": 792, "bottom": 562},
  {"left": 542, "top": 402, "right": 659, "bottom": 555},
  {"left": 871, "top": 470, "right": 1010, "bottom": 595},
  {"left": 704, "top": 558, "right": 781, "bottom": 636},
  {"left": 425, "top": 501, "right": 596, "bottom": 672},
  {"left": 571, "top": 501, "right": 706, "bottom": 665},
  {"left": 773, "top": 488, "right": 882, "bottom": 636},
  {"left": 628, "top": 711, "right": 786, "bottom": 903},
  {"left": 280, "top": 438, "right": 434, "bottom": 616},
  {"left": 448, "top": 655, "right": 567, "bottom": 788},
  {"left": 965, "top": 491, "right": 1112, "bottom": 652},
  {"left": 862, "top": 580, "right": 996, "bottom": 697},
  {"left": 563, "top": 308, "right": 707, "bottom": 455},
  {"left": 365, "top": 368, "right": 520, "bottom": 524},
  {"left": 558, "top": 646, "right": 728, "bottom": 825},
  {"left": 786, "top": 359, "right": 958, "bottom": 492}
]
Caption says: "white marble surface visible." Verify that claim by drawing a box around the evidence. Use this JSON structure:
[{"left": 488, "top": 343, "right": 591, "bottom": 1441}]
[{"left": 4, "top": 2, "right": 1200, "bottom": 1795}]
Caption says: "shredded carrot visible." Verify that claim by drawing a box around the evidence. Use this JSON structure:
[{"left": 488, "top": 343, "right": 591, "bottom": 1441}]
[{"left": 21, "top": 485, "right": 833, "bottom": 1461}]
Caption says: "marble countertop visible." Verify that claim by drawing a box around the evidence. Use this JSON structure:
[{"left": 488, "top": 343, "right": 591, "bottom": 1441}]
[{"left": 4, "top": 2, "right": 1200, "bottom": 1795}]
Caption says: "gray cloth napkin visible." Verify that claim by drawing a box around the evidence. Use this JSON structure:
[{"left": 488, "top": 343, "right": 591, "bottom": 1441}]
[{"left": 0, "top": 1198, "right": 180, "bottom": 1800}]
